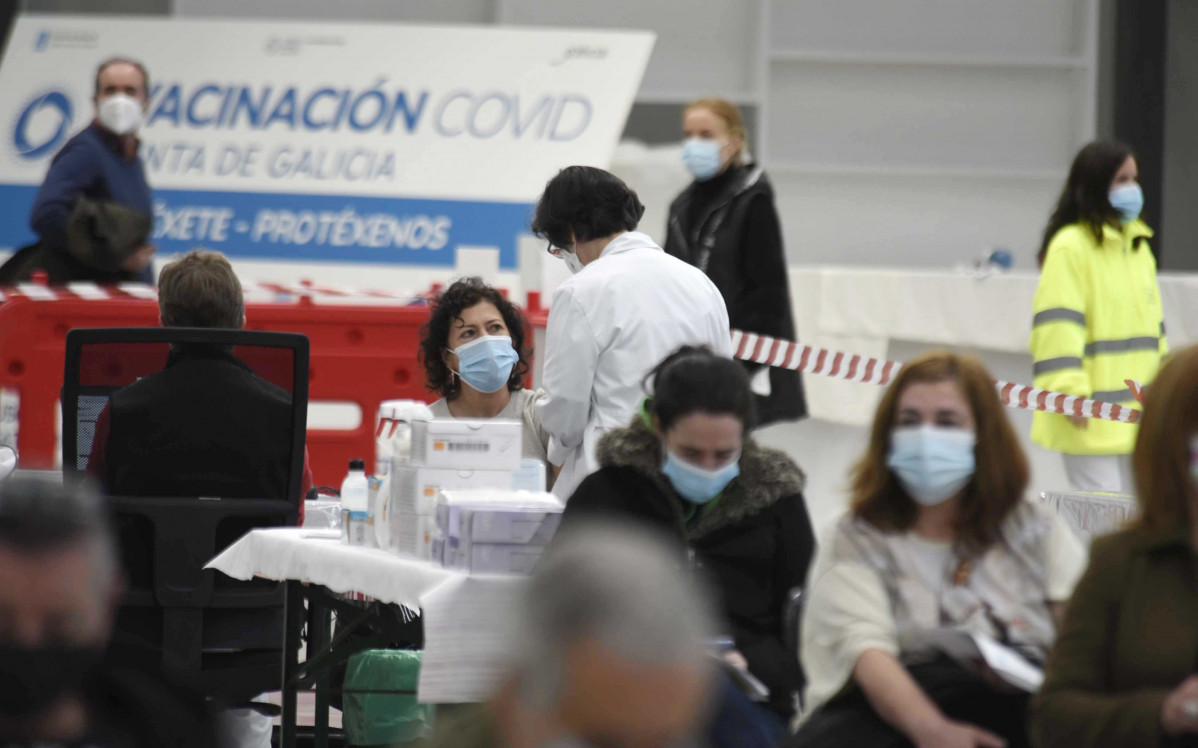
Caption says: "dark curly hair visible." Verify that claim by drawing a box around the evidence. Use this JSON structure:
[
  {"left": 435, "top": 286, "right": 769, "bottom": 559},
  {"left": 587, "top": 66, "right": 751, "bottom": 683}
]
[
  {"left": 419, "top": 277, "right": 531, "bottom": 399},
  {"left": 531, "top": 166, "right": 646, "bottom": 249}
]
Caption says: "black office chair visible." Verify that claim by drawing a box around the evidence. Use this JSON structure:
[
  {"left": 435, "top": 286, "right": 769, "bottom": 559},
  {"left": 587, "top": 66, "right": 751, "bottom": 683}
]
[
  {"left": 106, "top": 496, "right": 297, "bottom": 706},
  {"left": 60, "top": 327, "right": 310, "bottom": 709},
  {"left": 785, "top": 586, "right": 807, "bottom": 714}
]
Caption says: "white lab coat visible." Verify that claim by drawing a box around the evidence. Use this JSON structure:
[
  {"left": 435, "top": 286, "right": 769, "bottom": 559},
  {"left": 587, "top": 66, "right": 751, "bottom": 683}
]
[{"left": 539, "top": 231, "right": 732, "bottom": 498}]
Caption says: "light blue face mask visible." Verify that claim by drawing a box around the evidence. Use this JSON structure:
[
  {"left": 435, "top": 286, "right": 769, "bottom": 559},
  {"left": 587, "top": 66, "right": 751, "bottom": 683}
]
[
  {"left": 662, "top": 447, "right": 741, "bottom": 505},
  {"left": 886, "top": 425, "right": 976, "bottom": 506},
  {"left": 1109, "top": 183, "right": 1144, "bottom": 223},
  {"left": 449, "top": 335, "right": 519, "bottom": 394},
  {"left": 681, "top": 137, "right": 726, "bottom": 181}
]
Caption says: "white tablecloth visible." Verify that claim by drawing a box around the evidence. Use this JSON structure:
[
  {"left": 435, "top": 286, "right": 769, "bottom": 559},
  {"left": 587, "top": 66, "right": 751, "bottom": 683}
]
[
  {"left": 206, "top": 528, "right": 454, "bottom": 613},
  {"left": 205, "top": 528, "right": 523, "bottom": 703}
]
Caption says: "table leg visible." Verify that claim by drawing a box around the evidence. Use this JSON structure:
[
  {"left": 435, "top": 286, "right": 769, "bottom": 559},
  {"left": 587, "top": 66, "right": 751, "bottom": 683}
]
[
  {"left": 281, "top": 580, "right": 303, "bottom": 748},
  {"left": 311, "top": 596, "right": 332, "bottom": 748}
]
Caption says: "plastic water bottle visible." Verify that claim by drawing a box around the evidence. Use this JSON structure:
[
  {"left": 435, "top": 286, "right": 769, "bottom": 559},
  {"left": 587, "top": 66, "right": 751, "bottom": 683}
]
[{"left": 340, "top": 458, "right": 372, "bottom": 547}]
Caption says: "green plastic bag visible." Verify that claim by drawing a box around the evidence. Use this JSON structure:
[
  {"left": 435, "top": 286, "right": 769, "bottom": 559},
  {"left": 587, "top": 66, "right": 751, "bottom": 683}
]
[{"left": 342, "top": 649, "right": 434, "bottom": 746}]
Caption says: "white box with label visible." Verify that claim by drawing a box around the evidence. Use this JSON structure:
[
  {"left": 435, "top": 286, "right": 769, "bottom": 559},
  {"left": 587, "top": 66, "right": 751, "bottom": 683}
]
[
  {"left": 392, "top": 465, "right": 513, "bottom": 517},
  {"left": 409, "top": 418, "right": 523, "bottom": 471},
  {"left": 393, "top": 512, "right": 437, "bottom": 561}
]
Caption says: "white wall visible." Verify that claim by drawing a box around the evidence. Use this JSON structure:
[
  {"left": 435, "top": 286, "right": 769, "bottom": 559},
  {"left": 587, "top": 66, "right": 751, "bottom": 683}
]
[{"left": 170, "top": 0, "right": 1098, "bottom": 274}]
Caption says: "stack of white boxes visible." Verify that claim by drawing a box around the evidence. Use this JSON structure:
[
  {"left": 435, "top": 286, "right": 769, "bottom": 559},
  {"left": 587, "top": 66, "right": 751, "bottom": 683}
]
[
  {"left": 388, "top": 418, "right": 545, "bottom": 560},
  {"left": 433, "top": 490, "right": 563, "bottom": 575}
]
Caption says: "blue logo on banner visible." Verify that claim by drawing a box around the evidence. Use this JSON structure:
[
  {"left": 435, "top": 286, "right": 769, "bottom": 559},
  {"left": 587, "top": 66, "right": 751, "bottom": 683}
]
[
  {"left": 13, "top": 91, "right": 73, "bottom": 160},
  {"left": 34, "top": 31, "right": 51, "bottom": 52}
]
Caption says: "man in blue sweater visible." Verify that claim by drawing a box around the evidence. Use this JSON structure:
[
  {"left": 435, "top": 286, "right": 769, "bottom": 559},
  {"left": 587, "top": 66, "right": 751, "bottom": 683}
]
[{"left": 25, "top": 58, "right": 156, "bottom": 283}]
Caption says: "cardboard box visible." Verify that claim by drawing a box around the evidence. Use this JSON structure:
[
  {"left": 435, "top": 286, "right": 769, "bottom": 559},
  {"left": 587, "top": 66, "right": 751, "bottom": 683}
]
[
  {"left": 409, "top": 419, "right": 523, "bottom": 471},
  {"left": 440, "top": 540, "right": 546, "bottom": 575}
]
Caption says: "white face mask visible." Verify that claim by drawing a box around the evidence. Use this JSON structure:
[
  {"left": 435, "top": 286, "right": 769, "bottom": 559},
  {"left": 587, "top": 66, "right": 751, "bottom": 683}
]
[
  {"left": 561, "top": 250, "right": 584, "bottom": 275},
  {"left": 98, "top": 94, "right": 144, "bottom": 136}
]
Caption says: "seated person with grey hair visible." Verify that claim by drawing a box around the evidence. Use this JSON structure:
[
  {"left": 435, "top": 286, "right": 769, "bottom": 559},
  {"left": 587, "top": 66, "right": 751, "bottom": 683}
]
[
  {"left": 0, "top": 476, "right": 215, "bottom": 746},
  {"left": 433, "top": 521, "right": 717, "bottom": 748}
]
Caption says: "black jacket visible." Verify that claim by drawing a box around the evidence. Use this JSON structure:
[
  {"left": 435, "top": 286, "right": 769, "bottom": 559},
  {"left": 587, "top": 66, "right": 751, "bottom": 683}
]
[
  {"left": 665, "top": 164, "right": 807, "bottom": 426},
  {"left": 560, "top": 417, "right": 816, "bottom": 719},
  {"left": 0, "top": 664, "right": 217, "bottom": 748},
  {"left": 0, "top": 197, "right": 151, "bottom": 284},
  {"left": 106, "top": 345, "right": 294, "bottom": 501}
]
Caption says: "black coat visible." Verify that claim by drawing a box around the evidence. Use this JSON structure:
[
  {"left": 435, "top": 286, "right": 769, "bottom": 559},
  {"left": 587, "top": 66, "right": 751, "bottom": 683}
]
[
  {"left": 665, "top": 164, "right": 807, "bottom": 427},
  {"left": 559, "top": 417, "right": 816, "bottom": 719},
  {"left": 106, "top": 345, "right": 295, "bottom": 501}
]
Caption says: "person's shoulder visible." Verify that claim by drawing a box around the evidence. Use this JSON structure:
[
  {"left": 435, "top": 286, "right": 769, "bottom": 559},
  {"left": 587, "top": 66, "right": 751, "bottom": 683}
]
[
  {"left": 513, "top": 387, "right": 547, "bottom": 412},
  {"left": 57, "top": 125, "right": 106, "bottom": 158},
  {"left": 1047, "top": 223, "right": 1098, "bottom": 256},
  {"left": 738, "top": 440, "right": 806, "bottom": 504},
  {"left": 1087, "top": 525, "right": 1147, "bottom": 566},
  {"left": 740, "top": 164, "right": 775, "bottom": 198},
  {"left": 428, "top": 397, "right": 451, "bottom": 417}
]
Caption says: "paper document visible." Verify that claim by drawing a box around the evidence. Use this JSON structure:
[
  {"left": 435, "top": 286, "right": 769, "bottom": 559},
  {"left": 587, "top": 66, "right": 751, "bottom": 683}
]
[
  {"left": 911, "top": 629, "right": 1044, "bottom": 692},
  {"left": 750, "top": 366, "right": 772, "bottom": 397},
  {"left": 712, "top": 655, "right": 770, "bottom": 702},
  {"left": 971, "top": 633, "right": 1044, "bottom": 692},
  {"left": 417, "top": 575, "right": 526, "bottom": 703}
]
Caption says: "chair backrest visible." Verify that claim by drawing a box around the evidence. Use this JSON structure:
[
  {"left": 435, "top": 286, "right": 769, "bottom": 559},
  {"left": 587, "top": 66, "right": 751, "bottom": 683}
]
[
  {"left": 785, "top": 586, "right": 807, "bottom": 711},
  {"left": 106, "top": 496, "right": 297, "bottom": 701},
  {"left": 62, "top": 326, "right": 309, "bottom": 501}
]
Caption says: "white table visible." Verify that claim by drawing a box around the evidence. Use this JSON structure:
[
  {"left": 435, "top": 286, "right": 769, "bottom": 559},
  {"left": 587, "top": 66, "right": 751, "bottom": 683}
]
[{"left": 205, "top": 528, "right": 524, "bottom": 745}]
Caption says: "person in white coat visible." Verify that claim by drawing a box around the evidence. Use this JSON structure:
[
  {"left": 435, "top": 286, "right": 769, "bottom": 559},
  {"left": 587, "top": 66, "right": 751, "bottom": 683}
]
[{"left": 531, "top": 166, "right": 733, "bottom": 498}]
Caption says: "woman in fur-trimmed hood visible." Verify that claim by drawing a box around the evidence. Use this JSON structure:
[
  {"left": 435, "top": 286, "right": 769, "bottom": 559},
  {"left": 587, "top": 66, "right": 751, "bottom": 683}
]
[{"left": 556, "top": 346, "right": 815, "bottom": 722}]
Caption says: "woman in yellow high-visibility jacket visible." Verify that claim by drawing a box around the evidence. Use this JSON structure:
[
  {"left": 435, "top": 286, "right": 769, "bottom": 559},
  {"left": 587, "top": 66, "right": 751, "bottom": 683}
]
[{"left": 1030, "top": 140, "right": 1166, "bottom": 493}]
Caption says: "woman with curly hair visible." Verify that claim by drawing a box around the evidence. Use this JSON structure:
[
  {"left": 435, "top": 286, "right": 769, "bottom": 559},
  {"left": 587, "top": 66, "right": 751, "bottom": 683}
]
[{"left": 419, "top": 276, "right": 550, "bottom": 464}]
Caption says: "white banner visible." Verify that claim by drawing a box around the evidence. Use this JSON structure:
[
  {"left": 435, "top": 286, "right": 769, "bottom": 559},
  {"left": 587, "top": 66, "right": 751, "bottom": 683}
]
[{"left": 0, "top": 15, "right": 654, "bottom": 269}]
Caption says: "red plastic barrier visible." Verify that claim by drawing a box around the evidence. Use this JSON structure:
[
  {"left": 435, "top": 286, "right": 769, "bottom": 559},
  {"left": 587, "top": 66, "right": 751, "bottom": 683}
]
[{"left": 0, "top": 288, "right": 439, "bottom": 486}]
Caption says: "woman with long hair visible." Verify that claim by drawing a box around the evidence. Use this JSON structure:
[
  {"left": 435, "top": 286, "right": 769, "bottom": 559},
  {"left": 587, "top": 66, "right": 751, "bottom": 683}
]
[
  {"left": 793, "top": 352, "right": 1085, "bottom": 748},
  {"left": 1032, "top": 345, "right": 1198, "bottom": 747},
  {"left": 1030, "top": 140, "right": 1166, "bottom": 493}
]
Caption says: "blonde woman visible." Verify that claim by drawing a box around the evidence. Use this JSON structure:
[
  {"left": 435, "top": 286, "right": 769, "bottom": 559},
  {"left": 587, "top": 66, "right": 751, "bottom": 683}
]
[{"left": 664, "top": 98, "right": 805, "bottom": 428}]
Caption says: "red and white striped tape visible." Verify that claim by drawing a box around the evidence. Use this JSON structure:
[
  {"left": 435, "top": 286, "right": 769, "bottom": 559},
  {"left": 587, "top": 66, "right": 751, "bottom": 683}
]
[
  {"left": 731, "top": 330, "right": 1142, "bottom": 425},
  {"left": 0, "top": 283, "right": 1141, "bottom": 424},
  {"left": 0, "top": 281, "right": 425, "bottom": 305}
]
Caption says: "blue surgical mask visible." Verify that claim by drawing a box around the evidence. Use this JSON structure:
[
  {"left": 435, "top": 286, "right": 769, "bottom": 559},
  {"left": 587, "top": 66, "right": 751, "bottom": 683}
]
[
  {"left": 887, "top": 425, "right": 976, "bottom": 506},
  {"left": 449, "top": 335, "right": 519, "bottom": 394},
  {"left": 682, "top": 138, "right": 726, "bottom": 181},
  {"left": 662, "top": 447, "right": 740, "bottom": 504},
  {"left": 1109, "top": 183, "right": 1144, "bottom": 223}
]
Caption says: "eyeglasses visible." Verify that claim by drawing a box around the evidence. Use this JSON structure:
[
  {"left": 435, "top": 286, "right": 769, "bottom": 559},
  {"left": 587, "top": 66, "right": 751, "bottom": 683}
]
[{"left": 545, "top": 241, "right": 566, "bottom": 258}]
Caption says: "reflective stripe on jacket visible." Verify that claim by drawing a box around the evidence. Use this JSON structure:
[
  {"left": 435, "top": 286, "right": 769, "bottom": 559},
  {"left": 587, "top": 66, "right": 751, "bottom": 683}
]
[{"left": 1030, "top": 219, "right": 1165, "bottom": 455}]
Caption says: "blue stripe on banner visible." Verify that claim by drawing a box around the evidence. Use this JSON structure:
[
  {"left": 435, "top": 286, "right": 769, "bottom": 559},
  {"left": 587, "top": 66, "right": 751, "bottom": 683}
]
[{"left": 0, "top": 184, "right": 533, "bottom": 269}]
